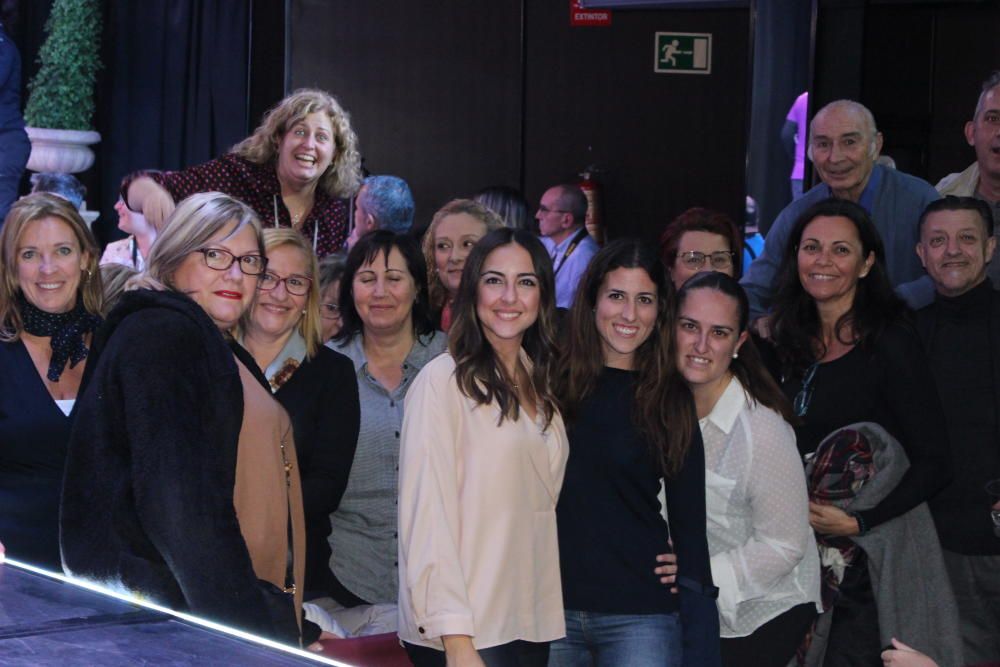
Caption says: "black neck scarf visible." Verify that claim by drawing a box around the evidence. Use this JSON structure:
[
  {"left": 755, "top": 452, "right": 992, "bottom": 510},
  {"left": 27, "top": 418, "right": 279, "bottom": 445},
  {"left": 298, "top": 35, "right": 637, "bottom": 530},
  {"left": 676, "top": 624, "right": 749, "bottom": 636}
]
[{"left": 19, "top": 292, "right": 102, "bottom": 382}]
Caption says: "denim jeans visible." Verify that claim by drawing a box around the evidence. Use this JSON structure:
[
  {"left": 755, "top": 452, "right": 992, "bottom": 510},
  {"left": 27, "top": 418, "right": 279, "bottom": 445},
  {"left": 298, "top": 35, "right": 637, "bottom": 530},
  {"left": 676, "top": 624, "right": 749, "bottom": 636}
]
[{"left": 548, "top": 610, "right": 682, "bottom": 667}]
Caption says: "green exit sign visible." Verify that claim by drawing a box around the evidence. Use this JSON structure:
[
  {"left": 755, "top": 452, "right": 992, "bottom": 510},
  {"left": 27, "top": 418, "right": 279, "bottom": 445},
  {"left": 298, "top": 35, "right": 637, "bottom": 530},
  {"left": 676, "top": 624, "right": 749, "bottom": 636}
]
[{"left": 655, "top": 32, "right": 712, "bottom": 75}]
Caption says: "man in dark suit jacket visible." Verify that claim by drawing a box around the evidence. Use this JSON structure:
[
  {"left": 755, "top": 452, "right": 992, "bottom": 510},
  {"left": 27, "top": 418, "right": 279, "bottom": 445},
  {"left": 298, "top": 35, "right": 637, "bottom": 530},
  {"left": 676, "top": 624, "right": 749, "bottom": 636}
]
[{"left": 0, "top": 21, "right": 30, "bottom": 223}]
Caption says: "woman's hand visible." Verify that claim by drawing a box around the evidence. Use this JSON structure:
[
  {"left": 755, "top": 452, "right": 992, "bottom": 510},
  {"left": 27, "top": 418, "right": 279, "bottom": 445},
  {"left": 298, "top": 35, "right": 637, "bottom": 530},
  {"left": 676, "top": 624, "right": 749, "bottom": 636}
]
[
  {"left": 443, "top": 635, "right": 487, "bottom": 667},
  {"left": 128, "top": 177, "right": 175, "bottom": 230},
  {"left": 880, "top": 637, "right": 938, "bottom": 666},
  {"left": 306, "top": 631, "right": 342, "bottom": 652},
  {"left": 809, "top": 502, "right": 860, "bottom": 536},
  {"left": 751, "top": 315, "right": 773, "bottom": 339},
  {"left": 654, "top": 546, "right": 679, "bottom": 593}
]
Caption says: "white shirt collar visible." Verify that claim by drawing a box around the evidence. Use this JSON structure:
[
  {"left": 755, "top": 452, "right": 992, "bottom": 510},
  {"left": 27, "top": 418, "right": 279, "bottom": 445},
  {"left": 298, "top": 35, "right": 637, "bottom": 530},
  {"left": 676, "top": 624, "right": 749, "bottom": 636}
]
[{"left": 701, "top": 376, "right": 748, "bottom": 435}]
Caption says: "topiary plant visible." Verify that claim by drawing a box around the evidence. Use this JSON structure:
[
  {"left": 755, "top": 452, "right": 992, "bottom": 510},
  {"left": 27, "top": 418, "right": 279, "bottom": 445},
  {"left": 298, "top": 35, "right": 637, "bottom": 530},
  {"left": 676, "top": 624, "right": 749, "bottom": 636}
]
[{"left": 23, "top": 0, "right": 101, "bottom": 131}]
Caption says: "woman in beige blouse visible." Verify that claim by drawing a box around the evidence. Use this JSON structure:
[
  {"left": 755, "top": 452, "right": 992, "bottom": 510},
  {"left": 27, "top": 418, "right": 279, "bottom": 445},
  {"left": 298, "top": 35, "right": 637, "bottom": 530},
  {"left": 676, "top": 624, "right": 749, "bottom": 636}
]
[{"left": 398, "top": 228, "right": 568, "bottom": 667}]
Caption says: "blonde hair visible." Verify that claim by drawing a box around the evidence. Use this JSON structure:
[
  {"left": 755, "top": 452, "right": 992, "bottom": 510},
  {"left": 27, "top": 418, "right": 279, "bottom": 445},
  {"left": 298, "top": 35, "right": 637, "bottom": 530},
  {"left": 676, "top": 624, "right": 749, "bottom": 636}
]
[
  {"left": 99, "top": 263, "right": 138, "bottom": 316},
  {"left": 249, "top": 228, "right": 323, "bottom": 358},
  {"left": 231, "top": 88, "right": 362, "bottom": 198},
  {"left": 421, "top": 198, "right": 504, "bottom": 312},
  {"left": 131, "top": 192, "right": 264, "bottom": 295},
  {"left": 0, "top": 193, "right": 102, "bottom": 341}
]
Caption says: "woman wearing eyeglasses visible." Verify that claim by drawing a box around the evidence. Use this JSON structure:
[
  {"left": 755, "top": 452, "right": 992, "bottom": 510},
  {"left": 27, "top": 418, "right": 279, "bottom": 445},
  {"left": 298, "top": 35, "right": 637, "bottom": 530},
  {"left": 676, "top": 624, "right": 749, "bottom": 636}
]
[
  {"left": 239, "top": 228, "right": 360, "bottom": 608},
  {"left": 62, "top": 193, "right": 309, "bottom": 644},
  {"left": 659, "top": 207, "right": 742, "bottom": 290},
  {"left": 769, "top": 198, "right": 950, "bottom": 666},
  {"left": 318, "top": 254, "right": 346, "bottom": 342}
]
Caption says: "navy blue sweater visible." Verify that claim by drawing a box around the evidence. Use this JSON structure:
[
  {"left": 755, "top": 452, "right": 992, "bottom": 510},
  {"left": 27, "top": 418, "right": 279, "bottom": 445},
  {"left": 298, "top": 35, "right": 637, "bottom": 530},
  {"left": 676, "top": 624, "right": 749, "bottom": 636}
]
[{"left": 557, "top": 366, "right": 711, "bottom": 614}]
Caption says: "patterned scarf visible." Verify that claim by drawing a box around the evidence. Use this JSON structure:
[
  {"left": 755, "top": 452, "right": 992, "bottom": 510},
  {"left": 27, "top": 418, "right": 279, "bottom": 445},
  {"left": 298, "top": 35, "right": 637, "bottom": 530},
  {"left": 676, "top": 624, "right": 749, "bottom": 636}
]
[
  {"left": 19, "top": 292, "right": 102, "bottom": 382},
  {"left": 806, "top": 427, "right": 876, "bottom": 610},
  {"left": 238, "top": 329, "right": 309, "bottom": 393}
]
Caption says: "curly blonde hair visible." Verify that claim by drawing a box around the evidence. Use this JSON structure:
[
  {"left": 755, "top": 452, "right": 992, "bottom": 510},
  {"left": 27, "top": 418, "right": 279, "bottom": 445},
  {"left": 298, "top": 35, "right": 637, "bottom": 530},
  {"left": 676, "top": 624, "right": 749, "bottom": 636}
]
[
  {"left": 421, "top": 198, "right": 504, "bottom": 312},
  {"left": 231, "top": 89, "right": 362, "bottom": 198}
]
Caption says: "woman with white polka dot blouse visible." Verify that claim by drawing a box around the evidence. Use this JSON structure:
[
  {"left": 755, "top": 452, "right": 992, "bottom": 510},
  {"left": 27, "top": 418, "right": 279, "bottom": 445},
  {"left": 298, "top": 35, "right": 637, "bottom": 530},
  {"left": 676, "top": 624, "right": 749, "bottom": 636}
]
[{"left": 675, "top": 271, "right": 821, "bottom": 667}]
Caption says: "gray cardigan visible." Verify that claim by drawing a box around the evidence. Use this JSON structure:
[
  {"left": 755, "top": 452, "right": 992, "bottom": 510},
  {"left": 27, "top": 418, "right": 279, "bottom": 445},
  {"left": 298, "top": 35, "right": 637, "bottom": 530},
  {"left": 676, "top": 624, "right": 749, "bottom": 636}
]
[{"left": 804, "top": 422, "right": 963, "bottom": 667}]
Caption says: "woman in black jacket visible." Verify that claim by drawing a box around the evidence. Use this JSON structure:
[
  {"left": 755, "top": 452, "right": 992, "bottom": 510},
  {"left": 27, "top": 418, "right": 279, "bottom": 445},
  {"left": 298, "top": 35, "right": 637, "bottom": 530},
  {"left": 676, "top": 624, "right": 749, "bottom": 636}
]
[
  {"left": 61, "top": 192, "right": 308, "bottom": 645},
  {"left": 769, "top": 198, "right": 951, "bottom": 665}
]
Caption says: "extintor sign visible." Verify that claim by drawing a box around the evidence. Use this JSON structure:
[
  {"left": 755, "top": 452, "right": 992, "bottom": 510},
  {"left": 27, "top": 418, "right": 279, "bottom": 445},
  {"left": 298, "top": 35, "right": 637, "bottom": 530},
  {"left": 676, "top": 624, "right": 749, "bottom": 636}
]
[{"left": 570, "top": 0, "right": 611, "bottom": 27}]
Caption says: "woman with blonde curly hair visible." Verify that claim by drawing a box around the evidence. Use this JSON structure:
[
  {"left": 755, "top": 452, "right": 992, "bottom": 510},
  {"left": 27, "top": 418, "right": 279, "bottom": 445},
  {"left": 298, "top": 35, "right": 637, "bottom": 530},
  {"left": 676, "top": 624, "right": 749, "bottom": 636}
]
[
  {"left": 421, "top": 198, "right": 503, "bottom": 331},
  {"left": 122, "top": 89, "right": 362, "bottom": 258}
]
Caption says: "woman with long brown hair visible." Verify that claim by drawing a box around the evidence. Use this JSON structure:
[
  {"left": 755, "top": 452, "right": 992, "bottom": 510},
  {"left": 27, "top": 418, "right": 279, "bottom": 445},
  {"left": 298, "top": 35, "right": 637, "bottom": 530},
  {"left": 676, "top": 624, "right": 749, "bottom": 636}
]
[
  {"left": 550, "top": 239, "right": 716, "bottom": 667},
  {"left": 398, "top": 228, "right": 567, "bottom": 667}
]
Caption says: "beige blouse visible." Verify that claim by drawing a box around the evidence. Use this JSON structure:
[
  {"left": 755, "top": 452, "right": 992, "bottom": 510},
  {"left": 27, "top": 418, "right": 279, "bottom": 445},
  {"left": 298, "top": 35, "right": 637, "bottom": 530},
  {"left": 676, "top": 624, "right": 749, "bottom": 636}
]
[
  {"left": 397, "top": 352, "right": 569, "bottom": 651},
  {"left": 233, "top": 357, "right": 306, "bottom": 633}
]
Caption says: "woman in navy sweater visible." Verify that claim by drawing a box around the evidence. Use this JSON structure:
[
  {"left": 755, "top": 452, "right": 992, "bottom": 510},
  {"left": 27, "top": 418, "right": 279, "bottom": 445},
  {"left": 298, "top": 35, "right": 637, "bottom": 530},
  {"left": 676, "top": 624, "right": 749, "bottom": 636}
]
[{"left": 552, "top": 239, "right": 717, "bottom": 667}]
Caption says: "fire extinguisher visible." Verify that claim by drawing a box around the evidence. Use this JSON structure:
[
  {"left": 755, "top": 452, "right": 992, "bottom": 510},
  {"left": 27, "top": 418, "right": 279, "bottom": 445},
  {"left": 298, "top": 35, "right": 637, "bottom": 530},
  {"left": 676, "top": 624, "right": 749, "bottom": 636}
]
[{"left": 578, "top": 164, "right": 604, "bottom": 246}]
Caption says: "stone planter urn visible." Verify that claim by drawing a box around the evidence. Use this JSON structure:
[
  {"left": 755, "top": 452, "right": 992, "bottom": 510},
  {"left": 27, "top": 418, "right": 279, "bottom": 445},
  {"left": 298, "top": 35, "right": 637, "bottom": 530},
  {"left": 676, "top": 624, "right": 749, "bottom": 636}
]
[{"left": 25, "top": 127, "right": 101, "bottom": 174}]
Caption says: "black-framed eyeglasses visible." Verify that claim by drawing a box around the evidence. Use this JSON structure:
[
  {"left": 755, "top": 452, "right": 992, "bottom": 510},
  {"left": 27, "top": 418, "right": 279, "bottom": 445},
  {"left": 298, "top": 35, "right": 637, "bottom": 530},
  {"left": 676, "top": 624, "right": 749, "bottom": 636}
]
[
  {"left": 195, "top": 248, "right": 268, "bottom": 275},
  {"left": 320, "top": 303, "right": 342, "bottom": 320},
  {"left": 678, "top": 250, "right": 736, "bottom": 270},
  {"left": 258, "top": 272, "right": 313, "bottom": 296},
  {"left": 537, "top": 205, "right": 569, "bottom": 215},
  {"left": 793, "top": 362, "right": 819, "bottom": 417}
]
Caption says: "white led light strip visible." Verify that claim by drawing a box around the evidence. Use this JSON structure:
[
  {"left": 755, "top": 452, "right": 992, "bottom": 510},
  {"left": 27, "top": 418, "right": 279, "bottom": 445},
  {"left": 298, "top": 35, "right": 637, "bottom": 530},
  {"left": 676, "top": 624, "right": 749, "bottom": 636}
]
[{"left": 1, "top": 557, "right": 355, "bottom": 667}]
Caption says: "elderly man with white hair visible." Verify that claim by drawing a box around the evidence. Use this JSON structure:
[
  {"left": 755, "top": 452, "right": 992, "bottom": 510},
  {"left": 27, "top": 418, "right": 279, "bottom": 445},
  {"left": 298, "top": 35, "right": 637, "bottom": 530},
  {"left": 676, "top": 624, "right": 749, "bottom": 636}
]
[{"left": 742, "top": 100, "right": 940, "bottom": 319}]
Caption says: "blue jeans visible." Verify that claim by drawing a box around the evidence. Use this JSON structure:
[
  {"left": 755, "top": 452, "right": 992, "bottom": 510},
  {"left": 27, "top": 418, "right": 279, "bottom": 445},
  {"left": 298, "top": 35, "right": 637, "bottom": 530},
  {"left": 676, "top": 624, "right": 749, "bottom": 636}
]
[{"left": 548, "top": 610, "right": 682, "bottom": 667}]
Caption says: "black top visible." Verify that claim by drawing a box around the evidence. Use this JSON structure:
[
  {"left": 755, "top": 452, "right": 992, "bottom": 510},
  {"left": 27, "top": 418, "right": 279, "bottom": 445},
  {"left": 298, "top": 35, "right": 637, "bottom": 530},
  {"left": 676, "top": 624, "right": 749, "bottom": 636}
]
[
  {"left": 273, "top": 346, "right": 360, "bottom": 595},
  {"left": 0, "top": 340, "right": 73, "bottom": 569},
  {"left": 557, "top": 366, "right": 710, "bottom": 614},
  {"left": 61, "top": 289, "right": 300, "bottom": 643},
  {"left": 780, "top": 321, "right": 951, "bottom": 530},
  {"left": 918, "top": 281, "right": 1000, "bottom": 554}
]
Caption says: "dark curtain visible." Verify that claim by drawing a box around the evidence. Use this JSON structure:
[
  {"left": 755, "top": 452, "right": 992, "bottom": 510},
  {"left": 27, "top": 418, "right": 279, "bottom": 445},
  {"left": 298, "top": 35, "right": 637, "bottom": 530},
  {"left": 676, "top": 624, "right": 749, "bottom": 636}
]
[
  {"left": 95, "top": 0, "right": 250, "bottom": 245},
  {"left": 745, "top": 0, "right": 813, "bottom": 236}
]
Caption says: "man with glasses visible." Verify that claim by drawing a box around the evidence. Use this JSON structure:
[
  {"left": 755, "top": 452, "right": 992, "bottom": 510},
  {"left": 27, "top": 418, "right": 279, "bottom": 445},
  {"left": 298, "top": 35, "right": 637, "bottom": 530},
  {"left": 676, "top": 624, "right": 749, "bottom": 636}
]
[
  {"left": 741, "top": 100, "right": 939, "bottom": 321},
  {"left": 536, "top": 184, "right": 598, "bottom": 309}
]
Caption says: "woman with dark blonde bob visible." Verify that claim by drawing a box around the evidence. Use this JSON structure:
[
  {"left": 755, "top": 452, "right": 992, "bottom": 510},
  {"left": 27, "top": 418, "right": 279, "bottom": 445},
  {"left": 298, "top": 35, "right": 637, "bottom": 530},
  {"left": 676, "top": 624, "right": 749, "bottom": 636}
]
[
  {"left": 62, "top": 192, "right": 308, "bottom": 644},
  {"left": 0, "top": 193, "right": 102, "bottom": 570},
  {"left": 238, "top": 228, "right": 360, "bottom": 604},
  {"left": 123, "top": 89, "right": 362, "bottom": 257},
  {"left": 399, "top": 228, "right": 568, "bottom": 667}
]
